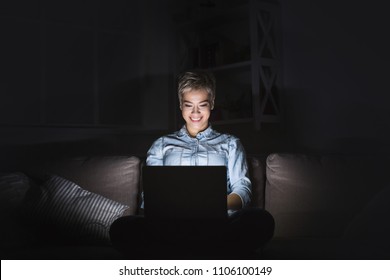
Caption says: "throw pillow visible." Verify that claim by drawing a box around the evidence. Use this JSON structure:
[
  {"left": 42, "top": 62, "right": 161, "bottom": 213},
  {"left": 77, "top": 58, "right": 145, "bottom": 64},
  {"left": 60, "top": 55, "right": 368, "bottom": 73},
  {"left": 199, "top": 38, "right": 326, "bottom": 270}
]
[{"left": 23, "top": 174, "right": 129, "bottom": 245}]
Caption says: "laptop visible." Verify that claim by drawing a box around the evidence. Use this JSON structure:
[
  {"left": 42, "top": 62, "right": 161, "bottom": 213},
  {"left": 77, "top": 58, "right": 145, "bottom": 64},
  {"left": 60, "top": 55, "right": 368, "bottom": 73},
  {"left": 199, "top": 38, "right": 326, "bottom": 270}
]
[{"left": 142, "top": 166, "right": 228, "bottom": 220}]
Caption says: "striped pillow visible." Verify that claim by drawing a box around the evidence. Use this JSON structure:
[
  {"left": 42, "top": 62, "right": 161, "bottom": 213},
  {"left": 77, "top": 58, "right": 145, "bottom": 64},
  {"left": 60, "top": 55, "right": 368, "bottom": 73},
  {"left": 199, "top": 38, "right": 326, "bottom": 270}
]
[{"left": 26, "top": 175, "right": 129, "bottom": 244}]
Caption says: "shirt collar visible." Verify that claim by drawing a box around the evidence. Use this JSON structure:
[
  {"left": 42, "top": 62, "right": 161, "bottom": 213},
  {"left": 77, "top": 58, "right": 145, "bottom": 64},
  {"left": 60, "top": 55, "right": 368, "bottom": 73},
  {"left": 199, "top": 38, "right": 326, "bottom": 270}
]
[{"left": 178, "top": 124, "right": 215, "bottom": 140}]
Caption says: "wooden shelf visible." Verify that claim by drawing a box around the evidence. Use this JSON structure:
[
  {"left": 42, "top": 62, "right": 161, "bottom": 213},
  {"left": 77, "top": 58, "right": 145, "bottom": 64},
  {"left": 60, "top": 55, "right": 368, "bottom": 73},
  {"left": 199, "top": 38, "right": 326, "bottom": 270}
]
[
  {"left": 212, "top": 118, "right": 253, "bottom": 125},
  {"left": 174, "top": 3, "right": 249, "bottom": 32},
  {"left": 173, "top": 0, "right": 282, "bottom": 130},
  {"left": 208, "top": 60, "right": 251, "bottom": 72}
]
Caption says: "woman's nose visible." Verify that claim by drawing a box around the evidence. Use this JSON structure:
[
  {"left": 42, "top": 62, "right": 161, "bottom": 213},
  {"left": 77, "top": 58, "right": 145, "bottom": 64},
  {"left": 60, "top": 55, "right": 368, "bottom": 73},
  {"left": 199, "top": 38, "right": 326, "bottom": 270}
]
[{"left": 192, "top": 106, "right": 200, "bottom": 113}]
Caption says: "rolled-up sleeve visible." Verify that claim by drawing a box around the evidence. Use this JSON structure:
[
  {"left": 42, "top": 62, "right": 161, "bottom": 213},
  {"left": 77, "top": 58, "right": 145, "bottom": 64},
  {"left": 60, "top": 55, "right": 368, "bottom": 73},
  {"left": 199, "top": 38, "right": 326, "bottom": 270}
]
[
  {"left": 141, "top": 137, "right": 164, "bottom": 209},
  {"left": 227, "top": 137, "right": 252, "bottom": 208}
]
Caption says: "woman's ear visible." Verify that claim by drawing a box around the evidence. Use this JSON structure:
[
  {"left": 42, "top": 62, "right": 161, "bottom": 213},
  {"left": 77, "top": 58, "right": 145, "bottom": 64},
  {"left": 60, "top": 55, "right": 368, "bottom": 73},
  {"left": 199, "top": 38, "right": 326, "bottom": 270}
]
[{"left": 210, "top": 99, "right": 215, "bottom": 110}]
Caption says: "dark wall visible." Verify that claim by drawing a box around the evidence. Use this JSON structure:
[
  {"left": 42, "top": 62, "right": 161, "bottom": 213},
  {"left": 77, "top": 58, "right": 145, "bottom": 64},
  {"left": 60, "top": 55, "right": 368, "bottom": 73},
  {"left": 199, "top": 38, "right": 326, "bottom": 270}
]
[
  {"left": 0, "top": 0, "right": 174, "bottom": 130},
  {"left": 1, "top": 0, "right": 389, "bottom": 158},
  {"left": 279, "top": 0, "right": 390, "bottom": 154},
  {"left": 0, "top": 0, "right": 174, "bottom": 158}
]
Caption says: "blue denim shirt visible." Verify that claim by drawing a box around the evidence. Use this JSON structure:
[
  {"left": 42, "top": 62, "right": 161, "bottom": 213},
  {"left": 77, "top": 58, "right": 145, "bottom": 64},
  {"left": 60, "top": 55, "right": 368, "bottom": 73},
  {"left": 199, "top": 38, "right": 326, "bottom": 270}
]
[{"left": 145, "top": 125, "right": 252, "bottom": 212}]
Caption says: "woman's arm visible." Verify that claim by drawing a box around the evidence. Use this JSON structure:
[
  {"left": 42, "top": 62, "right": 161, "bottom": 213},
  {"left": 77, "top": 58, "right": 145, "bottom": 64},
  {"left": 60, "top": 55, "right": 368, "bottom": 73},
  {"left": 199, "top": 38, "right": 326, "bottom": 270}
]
[
  {"left": 146, "top": 137, "right": 164, "bottom": 166},
  {"left": 227, "top": 137, "right": 252, "bottom": 210},
  {"left": 140, "top": 137, "right": 164, "bottom": 210}
]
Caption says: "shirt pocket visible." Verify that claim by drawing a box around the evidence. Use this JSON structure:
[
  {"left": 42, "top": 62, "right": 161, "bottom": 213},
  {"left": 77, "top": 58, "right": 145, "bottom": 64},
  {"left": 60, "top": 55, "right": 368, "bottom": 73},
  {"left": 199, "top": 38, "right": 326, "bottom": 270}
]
[
  {"left": 163, "top": 148, "right": 188, "bottom": 165},
  {"left": 206, "top": 150, "right": 226, "bottom": 166}
]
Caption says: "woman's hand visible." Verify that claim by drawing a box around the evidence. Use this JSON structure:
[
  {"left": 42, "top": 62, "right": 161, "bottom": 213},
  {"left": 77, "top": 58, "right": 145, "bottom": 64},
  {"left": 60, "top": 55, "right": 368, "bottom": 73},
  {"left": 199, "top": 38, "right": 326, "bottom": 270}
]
[{"left": 227, "top": 193, "right": 242, "bottom": 210}]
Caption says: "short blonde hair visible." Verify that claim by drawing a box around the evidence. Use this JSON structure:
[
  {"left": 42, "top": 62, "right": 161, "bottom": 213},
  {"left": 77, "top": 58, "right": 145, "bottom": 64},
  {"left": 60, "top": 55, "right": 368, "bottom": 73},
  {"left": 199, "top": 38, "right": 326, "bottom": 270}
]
[{"left": 177, "top": 70, "right": 216, "bottom": 109}]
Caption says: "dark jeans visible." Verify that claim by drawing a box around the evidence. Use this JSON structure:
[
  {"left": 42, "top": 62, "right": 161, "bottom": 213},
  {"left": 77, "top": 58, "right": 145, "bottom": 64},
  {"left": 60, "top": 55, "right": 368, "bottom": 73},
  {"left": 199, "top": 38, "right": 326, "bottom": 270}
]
[{"left": 109, "top": 208, "right": 275, "bottom": 259}]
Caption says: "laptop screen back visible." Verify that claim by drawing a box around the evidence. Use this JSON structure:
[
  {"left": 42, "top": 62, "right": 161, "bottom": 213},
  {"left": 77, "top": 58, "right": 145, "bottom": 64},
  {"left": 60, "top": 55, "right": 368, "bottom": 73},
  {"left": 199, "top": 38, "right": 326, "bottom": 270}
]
[{"left": 142, "top": 166, "right": 227, "bottom": 220}]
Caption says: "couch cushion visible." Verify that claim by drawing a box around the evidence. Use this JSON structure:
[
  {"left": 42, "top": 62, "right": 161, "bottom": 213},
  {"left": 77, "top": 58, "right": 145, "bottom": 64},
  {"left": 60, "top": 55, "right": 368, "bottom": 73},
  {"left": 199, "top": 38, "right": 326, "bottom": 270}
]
[
  {"left": 23, "top": 175, "right": 128, "bottom": 244},
  {"left": 265, "top": 153, "right": 390, "bottom": 239},
  {"left": 28, "top": 156, "right": 141, "bottom": 216},
  {"left": 0, "top": 172, "right": 30, "bottom": 212},
  {"left": 0, "top": 172, "right": 37, "bottom": 251},
  {"left": 343, "top": 185, "right": 390, "bottom": 240}
]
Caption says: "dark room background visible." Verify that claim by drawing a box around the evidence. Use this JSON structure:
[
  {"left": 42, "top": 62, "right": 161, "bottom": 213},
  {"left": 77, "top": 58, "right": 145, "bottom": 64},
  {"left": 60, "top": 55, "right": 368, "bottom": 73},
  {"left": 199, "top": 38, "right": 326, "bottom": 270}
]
[{"left": 1, "top": 0, "right": 389, "bottom": 162}]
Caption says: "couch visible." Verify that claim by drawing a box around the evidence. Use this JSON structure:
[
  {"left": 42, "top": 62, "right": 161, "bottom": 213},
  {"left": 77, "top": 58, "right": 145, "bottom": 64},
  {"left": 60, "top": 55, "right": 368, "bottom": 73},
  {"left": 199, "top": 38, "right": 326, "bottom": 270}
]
[
  {"left": 262, "top": 153, "right": 390, "bottom": 259},
  {"left": 1, "top": 151, "right": 389, "bottom": 260},
  {"left": 1, "top": 155, "right": 141, "bottom": 260}
]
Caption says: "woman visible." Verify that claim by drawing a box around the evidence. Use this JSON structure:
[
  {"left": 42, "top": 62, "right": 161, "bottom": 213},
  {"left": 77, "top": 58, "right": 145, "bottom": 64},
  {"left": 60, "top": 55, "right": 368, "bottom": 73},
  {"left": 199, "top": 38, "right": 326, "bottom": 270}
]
[{"left": 110, "top": 70, "right": 274, "bottom": 258}]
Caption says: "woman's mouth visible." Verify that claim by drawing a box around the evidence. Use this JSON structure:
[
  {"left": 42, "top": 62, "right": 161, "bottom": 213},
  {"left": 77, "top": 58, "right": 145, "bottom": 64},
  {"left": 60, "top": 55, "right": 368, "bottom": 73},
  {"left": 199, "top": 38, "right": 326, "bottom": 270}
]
[{"left": 190, "top": 117, "right": 202, "bottom": 122}]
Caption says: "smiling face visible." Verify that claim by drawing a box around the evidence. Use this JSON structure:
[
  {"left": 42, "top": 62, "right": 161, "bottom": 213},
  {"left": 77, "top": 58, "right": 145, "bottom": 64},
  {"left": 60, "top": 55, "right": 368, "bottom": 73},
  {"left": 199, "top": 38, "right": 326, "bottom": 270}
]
[{"left": 181, "top": 89, "right": 213, "bottom": 137}]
